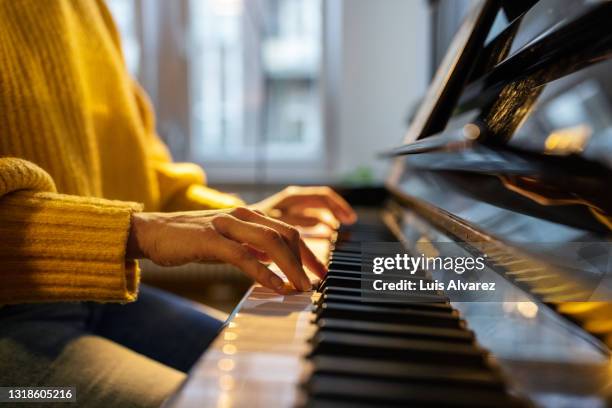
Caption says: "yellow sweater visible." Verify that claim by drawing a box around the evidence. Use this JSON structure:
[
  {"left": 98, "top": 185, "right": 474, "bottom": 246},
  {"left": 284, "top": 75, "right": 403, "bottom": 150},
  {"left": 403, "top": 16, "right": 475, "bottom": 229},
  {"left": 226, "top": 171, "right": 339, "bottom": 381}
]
[{"left": 0, "top": 0, "right": 244, "bottom": 304}]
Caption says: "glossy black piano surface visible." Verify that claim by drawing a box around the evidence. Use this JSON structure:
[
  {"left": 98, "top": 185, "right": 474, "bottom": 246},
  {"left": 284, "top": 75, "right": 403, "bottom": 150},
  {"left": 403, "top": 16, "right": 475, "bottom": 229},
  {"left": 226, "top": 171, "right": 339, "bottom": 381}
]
[{"left": 166, "top": 1, "right": 612, "bottom": 407}]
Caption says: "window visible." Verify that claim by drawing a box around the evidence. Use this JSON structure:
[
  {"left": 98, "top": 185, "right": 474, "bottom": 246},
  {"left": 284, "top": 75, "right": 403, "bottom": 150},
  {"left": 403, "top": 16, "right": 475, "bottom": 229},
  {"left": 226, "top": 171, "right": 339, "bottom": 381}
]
[
  {"left": 189, "top": 0, "right": 323, "bottom": 163},
  {"left": 108, "top": 0, "right": 325, "bottom": 182}
]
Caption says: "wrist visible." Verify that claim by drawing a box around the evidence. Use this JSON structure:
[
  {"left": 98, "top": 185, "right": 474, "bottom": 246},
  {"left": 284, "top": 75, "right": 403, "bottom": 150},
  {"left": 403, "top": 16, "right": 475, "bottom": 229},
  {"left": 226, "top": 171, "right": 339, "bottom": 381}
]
[{"left": 126, "top": 212, "right": 151, "bottom": 259}]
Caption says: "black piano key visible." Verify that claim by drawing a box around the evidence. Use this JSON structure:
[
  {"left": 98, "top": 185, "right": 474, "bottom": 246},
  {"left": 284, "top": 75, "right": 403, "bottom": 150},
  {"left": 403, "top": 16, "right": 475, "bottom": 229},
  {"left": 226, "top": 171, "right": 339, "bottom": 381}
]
[
  {"left": 329, "top": 257, "right": 364, "bottom": 264},
  {"left": 332, "top": 243, "right": 363, "bottom": 251},
  {"left": 337, "top": 227, "right": 392, "bottom": 236},
  {"left": 330, "top": 249, "right": 362, "bottom": 256},
  {"left": 329, "top": 253, "right": 364, "bottom": 262},
  {"left": 322, "top": 274, "right": 431, "bottom": 286},
  {"left": 338, "top": 222, "right": 387, "bottom": 230},
  {"left": 326, "top": 268, "right": 425, "bottom": 280},
  {"left": 319, "top": 276, "right": 440, "bottom": 296},
  {"left": 336, "top": 232, "right": 395, "bottom": 241},
  {"left": 327, "top": 261, "right": 429, "bottom": 278},
  {"left": 303, "top": 223, "right": 530, "bottom": 408},
  {"left": 331, "top": 248, "right": 361, "bottom": 256},
  {"left": 314, "top": 302, "right": 464, "bottom": 329},
  {"left": 320, "top": 285, "right": 449, "bottom": 303},
  {"left": 306, "top": 375, "right": 526, "bottom": 408},
  {"left": 309, "top": 332, "right": 487, "bottom": 367},
  {"left": 328, "top": 260, "right": 362, "bottom": 271},
  {"left": 316, "top": 318, "right": 474, "bottom": 342},
  {"left": 309, "top": 356, "right": 504, "bottom": 390},
  {"left": 314, "top": 293, "right": 453, "bottom": 312},
  {"left": 306, "top": 399, "right": 378, "bottom": 408}
]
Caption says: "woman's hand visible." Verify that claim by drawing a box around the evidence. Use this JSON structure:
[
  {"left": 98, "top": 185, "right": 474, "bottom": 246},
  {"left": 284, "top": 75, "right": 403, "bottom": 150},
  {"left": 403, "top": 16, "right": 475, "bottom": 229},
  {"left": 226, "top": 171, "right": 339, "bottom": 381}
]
[
  {"left": 126, "top": 207, "right": 327, "bottom": 293},
  {"left": 250, "top": 186, "right": 357, "bottom": 228}
]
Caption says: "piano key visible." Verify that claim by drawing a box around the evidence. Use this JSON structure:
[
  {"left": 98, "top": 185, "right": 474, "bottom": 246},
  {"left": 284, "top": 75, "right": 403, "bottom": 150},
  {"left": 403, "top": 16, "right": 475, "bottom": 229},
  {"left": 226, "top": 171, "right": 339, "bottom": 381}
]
[
  {"left": 314, "top": 302, "right": 464, "bottom": 328},
  {"left": 331, "top": 248, "right": 362, "bottom": 256},
  {"left": 316, "top": 318, "right": 474, "bottom": 342},
  {"left": 306, "top": 398, "right": 380, "bottom": 408},
  {"left": 328, "top": 260, "right": 362, "bottom": 270},
  {"left": 329, "top": 253, "right": 364, "bottom": 261},
  {"left": 321, "top": 274, "right": 431, "bottom": 286},
  {"left": 314, "top": 293, "right": 453, "bottom": 312},
  {"left": 308, "top": 332, "right": 487, "bottom": 366},
  {"left": 305, "top": 375, "right": 526, "bottom": 407},
  {"left": 320, "top": 285, "right": 449, "bottom": 303},
  {"left": 332, "top": 242, "right": 363, "bottom": 251},
  {"left": 326, "top": 268, "right": 425, "bottom": 279},
  {"left": 309, "top": 356, "right": 504, "bottom": 389},
  {"left": 330, "top": 249, "right": 363, "bottom": 256},
  {"left": 319, "top": 276, "right": 439, "bottom": 295}
]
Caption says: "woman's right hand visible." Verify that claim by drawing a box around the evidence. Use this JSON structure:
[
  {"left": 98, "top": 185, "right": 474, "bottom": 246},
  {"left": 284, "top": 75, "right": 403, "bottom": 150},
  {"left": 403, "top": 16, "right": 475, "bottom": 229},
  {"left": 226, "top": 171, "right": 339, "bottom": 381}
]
[{"left": 126, "top": 207, "right": 327, "bottom": 293}]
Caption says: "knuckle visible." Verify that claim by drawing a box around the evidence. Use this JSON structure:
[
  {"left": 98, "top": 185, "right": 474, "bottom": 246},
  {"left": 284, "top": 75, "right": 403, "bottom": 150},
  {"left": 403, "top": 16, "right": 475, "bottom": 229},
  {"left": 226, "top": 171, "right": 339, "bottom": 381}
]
[
  {"left": 231, "top": 206, "right": 252, "bottom": 218},
  {"left": 287, "top": 226, "right": 301, "bottom": 242},
  {"left": 233, "top": 247, "right": 253, "bottom": 264},
  {"left": 262, "top": 228, "right": 282, "bottom": 243},
  {"left": 211, "top": 213, "right": 232, "bottom": 229}
]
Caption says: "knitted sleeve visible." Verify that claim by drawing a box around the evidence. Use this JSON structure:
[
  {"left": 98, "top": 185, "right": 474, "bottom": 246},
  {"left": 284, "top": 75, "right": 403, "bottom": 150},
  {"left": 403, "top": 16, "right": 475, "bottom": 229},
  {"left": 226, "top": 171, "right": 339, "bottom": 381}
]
[{"left": 0, "top": 158, "right": 142, "bottom": 304}]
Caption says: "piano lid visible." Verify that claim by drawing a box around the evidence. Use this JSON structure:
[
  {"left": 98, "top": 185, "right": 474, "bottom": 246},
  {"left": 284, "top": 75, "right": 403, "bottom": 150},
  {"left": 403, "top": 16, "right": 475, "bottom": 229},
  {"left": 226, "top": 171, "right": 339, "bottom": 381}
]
[{"left": 386, "top": 0, "right": 612, "bottom": 236}]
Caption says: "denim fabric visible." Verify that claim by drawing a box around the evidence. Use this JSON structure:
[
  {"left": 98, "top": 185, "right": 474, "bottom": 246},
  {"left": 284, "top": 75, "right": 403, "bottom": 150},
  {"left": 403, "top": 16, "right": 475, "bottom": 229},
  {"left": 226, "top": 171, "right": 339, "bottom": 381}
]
[{"left": 0, "top": 285, "right": 223, "bottom": 408}]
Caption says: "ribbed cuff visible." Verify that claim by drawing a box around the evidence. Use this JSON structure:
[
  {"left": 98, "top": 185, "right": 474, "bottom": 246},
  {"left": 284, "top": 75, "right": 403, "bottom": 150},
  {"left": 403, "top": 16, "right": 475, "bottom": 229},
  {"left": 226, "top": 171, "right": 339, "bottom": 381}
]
[{"left": 0, "top": 191, "right": 143, "bottom": 304}]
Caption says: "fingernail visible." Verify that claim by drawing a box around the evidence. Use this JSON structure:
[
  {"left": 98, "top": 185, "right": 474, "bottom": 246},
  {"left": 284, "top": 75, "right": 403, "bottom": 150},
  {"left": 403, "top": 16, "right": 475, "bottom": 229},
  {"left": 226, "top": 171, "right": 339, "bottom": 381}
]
[
  {"left": 302, "top": 282, "right": 313, "bottom": 291},
  {"left": 270, "top": 274, "right": 284, "bottom": 290}
]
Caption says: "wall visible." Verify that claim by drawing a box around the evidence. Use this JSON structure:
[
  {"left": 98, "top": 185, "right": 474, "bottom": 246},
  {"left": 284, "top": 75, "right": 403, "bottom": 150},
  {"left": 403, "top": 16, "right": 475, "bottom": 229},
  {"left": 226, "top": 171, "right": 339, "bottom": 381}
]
[{"left": 333, "top": 0, "right": 430, "bottom": 183}]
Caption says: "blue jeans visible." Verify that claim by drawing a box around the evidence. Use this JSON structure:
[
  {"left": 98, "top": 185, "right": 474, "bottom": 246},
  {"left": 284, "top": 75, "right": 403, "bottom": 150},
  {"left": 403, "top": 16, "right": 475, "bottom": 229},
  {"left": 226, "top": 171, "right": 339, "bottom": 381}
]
[{"left": 0, "top": 285, "right": 223, "bottom": 407}]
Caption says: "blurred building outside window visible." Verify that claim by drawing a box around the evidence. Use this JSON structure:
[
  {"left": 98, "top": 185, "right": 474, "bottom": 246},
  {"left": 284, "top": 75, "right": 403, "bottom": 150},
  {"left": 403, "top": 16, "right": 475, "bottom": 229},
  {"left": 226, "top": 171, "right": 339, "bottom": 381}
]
[{"left": 108, "top": 0, "right": 325, "bottom": 183}]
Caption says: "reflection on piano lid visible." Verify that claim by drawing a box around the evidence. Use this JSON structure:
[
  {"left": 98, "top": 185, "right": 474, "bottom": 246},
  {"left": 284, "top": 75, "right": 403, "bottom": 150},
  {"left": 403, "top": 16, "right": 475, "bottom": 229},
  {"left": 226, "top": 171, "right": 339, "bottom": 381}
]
[{"left": 388, "top": 2, "right": 612, "bottom": 233}]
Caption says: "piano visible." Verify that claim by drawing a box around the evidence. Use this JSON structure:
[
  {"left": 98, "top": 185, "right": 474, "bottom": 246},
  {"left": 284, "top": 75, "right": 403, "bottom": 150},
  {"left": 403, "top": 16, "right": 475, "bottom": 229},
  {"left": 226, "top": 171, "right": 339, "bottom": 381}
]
[{"left": 164, "top": 0, "right": 612, "bottom": 406}]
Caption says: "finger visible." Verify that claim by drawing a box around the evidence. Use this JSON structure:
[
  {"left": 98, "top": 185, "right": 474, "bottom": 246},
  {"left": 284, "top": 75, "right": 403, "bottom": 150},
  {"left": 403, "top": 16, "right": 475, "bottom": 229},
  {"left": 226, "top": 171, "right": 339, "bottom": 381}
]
[
  {"left": 213, "top": 215, "right": 311, "bottom": 291},
  {"left": 300, "top": 208, "right": 340, "bottom": 229},
  {"left": 231, "top": 209, "right": 327, "bottom": 279},
  {"left": 277, "top": 213, "right": 337, "bottom": 229},
  {"left": 211, "top": 234, "right": 286, "bottom": 293},
  {"left": 318, "top": 187, "right": 356, "bottom": 223},
  {"left": 277, "top": 213, "right": 321, "bottom": 227},
  {"left": 231, "top": 208, "right": 302, "bottom": 264},
  {"left": 244, "top": 245, "right": 272, "bottom": 263},
  {"left": 300, "top": 240, "right": 327, "bottom": 278},
  {"left": 305, "top": 187, "right": 356, "bottom": 224},
  {"left": 277, "top": 189, "right": 357, "bottom": 224}
]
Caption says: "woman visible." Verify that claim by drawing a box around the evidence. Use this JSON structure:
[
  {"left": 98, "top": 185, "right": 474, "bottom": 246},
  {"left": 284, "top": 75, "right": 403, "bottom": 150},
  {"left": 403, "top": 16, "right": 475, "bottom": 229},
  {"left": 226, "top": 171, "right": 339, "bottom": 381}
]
[{"left": 0, "top": 1, "right": 356, "bottom": 406}]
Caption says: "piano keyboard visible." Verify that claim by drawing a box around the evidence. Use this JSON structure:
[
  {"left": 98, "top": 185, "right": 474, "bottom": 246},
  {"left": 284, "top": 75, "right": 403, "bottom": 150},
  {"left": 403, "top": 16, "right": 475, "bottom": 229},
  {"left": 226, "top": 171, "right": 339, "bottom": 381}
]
[{"left": 166, "top": 221, "right": 531, "bottom": 408}]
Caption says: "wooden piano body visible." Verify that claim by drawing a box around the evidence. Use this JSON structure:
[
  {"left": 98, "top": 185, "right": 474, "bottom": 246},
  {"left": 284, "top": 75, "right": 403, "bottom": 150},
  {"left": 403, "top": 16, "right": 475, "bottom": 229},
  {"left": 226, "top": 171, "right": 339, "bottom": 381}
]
[{"left": 166, "top": 1, "right": 612, "bottom": 406}]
